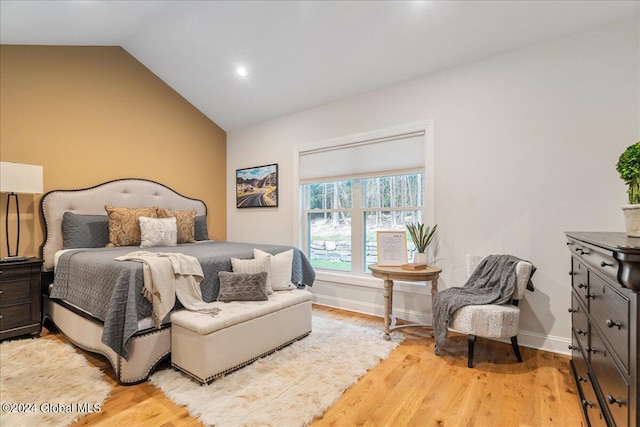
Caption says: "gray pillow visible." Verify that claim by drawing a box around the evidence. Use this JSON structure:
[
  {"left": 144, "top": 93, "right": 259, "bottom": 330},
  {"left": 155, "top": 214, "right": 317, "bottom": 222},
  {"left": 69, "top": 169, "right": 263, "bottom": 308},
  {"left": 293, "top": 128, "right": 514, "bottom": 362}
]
[
  {"left": 62, "top": 212, "right": 110, "bottom": 249},
  {"left": 217, "top": 271, "right": 268, "bottom": 302},
  {"left": 195, "top": 215, "right": 209, "bottom": 241}
]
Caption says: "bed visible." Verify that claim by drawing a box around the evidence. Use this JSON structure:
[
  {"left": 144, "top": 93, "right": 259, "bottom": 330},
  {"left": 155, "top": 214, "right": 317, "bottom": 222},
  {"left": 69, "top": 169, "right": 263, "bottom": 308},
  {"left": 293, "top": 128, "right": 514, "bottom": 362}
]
[{"left": 40, "top": 178, "right": 315, "bottom": 384}]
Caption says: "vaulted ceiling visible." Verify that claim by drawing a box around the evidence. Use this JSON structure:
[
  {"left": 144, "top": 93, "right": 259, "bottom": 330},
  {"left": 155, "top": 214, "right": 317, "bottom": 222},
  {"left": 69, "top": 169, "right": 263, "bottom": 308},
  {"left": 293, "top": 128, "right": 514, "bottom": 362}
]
[{"left": 1, "top": 1, "right": 637, "bottom": 131}]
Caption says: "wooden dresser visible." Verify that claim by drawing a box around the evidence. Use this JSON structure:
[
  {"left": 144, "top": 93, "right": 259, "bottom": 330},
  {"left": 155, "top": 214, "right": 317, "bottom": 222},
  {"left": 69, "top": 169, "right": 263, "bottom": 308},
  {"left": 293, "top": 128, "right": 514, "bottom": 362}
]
[
  {"left": 0, "top": 258, "right": 43, "bottom": 340},
  {"left": 566, "top": 232, "right": 639, "bottom": 427}
]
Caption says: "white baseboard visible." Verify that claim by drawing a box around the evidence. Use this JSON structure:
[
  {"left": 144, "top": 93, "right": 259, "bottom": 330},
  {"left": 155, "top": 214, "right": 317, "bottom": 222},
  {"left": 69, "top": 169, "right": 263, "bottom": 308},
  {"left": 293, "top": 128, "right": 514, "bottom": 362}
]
[
  {"left": 312, "top": 292, "right": 430, "bottom": 324},
  {"left": 517, "top": 330, "right": 572, "bottom": 356},
  {"left": 311, "top": 293, "right": 572, "bottom": 356}
]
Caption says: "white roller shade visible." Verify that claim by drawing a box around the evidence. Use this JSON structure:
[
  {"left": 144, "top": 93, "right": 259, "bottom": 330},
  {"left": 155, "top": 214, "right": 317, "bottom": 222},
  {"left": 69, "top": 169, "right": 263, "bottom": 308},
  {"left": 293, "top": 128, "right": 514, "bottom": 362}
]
[{"left": 299, "top": 131, "right": 425, "bottom": 184}]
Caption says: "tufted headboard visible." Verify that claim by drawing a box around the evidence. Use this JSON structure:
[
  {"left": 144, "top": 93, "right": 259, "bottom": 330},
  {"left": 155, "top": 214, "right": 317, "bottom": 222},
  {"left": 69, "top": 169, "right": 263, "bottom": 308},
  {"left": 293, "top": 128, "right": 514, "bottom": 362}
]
[{"left": 39, "top": 178, "right": 207, "bottom": 271}]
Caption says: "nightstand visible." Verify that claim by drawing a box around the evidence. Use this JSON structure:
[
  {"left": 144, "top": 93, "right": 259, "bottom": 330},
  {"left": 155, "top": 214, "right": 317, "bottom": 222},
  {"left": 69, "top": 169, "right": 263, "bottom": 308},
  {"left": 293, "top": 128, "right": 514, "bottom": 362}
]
[{"left": 0, "top": 258, "right": 43, "bottom": 340}]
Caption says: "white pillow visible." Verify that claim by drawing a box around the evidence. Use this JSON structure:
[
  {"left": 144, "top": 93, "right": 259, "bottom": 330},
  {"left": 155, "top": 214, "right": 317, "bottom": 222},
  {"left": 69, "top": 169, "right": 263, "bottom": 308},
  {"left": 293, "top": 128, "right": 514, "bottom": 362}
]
[
  {"left": 254, "top": 248, "right": 295, "bottom": 291},
  {"left": 230, "top": 256, "right": 272, "bottom": 294},
  {"left": 139, "top": 217, "right": 177, "bottom": 248}
]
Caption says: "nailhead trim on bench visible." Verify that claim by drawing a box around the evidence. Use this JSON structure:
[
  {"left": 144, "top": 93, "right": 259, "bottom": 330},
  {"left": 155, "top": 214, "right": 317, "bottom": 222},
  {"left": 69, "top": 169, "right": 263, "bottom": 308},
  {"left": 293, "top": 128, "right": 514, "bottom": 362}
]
[{"left": 171, "top": 331, "right": 311, "bottom": 384}]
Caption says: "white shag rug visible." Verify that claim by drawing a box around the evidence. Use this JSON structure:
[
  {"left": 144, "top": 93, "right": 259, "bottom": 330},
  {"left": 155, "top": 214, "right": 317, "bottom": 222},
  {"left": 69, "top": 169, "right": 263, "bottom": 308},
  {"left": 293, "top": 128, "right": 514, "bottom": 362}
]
[
  {"left": 0, "top": 338, "right": 111, "bottom": 427},
  {"left": 150, "top": 314, "right": 402, "bottom": 427}
]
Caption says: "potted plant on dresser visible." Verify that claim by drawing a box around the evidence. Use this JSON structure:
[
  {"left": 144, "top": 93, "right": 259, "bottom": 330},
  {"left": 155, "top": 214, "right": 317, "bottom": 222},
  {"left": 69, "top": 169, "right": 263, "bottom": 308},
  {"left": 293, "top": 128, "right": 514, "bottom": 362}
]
[
  {"left": 406, "top": 222, "right": 437, "bottom": 265},
  {"left": 617, "top": 141, "right": 640, "bottom": 237}
]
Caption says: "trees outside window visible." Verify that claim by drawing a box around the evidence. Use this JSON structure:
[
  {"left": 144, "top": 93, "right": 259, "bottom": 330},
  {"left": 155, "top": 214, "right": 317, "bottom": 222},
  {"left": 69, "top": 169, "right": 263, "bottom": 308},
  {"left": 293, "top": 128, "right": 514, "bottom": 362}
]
[{"left": 303, "top": 172, "right": 424, "bottom": 273}]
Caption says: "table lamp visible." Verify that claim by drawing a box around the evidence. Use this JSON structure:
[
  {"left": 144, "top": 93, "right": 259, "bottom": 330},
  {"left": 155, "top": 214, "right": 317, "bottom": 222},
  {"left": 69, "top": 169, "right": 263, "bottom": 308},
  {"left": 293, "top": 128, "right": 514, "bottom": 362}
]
[{"left": 0, "top": 161, "right": 44, "bottom": 262}]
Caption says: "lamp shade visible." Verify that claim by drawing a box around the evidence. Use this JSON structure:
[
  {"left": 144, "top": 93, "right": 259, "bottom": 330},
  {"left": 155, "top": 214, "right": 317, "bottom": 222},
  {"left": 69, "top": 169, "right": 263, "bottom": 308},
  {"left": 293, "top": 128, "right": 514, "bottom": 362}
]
[{"left": 0, "top": 162, "right": 44, "bottom": 194}]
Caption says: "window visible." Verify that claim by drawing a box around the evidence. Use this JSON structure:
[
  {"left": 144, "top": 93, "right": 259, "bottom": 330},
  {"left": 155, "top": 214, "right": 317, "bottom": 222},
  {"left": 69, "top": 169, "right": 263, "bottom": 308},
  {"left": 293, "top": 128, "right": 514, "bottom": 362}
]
[
  {"left": 303, "top": 172, "right": 424, "bottom": 273},
  {"left": 296, "top": 122, "right": 434, "bottom": 277}
]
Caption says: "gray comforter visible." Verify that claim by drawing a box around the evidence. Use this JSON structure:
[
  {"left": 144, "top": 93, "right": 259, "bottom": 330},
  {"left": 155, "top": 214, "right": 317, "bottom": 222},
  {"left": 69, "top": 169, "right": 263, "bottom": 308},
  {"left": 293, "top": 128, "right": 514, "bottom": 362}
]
[
  {"left": 50, "top": 241, "right": 315, "bottom": 359},
  {"left": 432, "top": 255, "right": 535, "bottom": 354}
]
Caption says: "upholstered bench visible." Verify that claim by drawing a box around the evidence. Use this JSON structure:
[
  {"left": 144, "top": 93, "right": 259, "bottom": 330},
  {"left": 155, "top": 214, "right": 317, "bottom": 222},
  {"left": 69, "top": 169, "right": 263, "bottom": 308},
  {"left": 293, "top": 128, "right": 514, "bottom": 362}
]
[{"left": 170, "top": 289, "right": 313, "bottom": 383}]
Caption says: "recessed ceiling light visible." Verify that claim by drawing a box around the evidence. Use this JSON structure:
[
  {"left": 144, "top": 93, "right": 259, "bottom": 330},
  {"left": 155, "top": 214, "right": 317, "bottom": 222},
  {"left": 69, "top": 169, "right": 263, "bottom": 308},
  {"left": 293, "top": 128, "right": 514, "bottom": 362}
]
[{"left": 236, "top": 66, "right": 248, "bottom": 77}]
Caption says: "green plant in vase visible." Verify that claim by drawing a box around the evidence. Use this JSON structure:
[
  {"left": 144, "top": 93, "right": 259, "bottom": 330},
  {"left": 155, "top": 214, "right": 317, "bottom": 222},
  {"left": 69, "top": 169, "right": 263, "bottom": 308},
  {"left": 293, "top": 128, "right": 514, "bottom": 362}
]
[
  {"left": 617, "top": 142, "right": 640, "bottom": 204},
  {"left": 617, "top": 142, "right": 640, "bottom": 236},
  {"left": 406, "top": 222, "right": 437, "bottom": 264}
]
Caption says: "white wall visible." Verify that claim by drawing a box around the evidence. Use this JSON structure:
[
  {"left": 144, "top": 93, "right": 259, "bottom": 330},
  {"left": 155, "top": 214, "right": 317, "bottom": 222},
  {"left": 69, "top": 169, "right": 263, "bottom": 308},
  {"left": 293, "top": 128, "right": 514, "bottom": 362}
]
[{"left": 227, "top": 19, "right": 640, "bottom": 354}]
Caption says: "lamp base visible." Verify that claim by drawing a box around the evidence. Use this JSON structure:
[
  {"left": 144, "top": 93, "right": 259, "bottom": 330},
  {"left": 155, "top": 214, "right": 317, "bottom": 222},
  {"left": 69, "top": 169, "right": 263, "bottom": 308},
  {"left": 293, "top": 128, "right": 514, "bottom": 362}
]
[{"left": 0, "top": 256, "right": 29, "bottom": 263}]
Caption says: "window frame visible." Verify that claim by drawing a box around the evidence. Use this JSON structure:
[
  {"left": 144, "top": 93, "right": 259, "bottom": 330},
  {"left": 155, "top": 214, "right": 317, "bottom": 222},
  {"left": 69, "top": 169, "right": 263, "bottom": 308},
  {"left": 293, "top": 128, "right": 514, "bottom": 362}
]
[
  {"left": 293, "top": 121, "right": 435, "bottom": 285},
  {"left": 302, "top": 174, "right": 425, "bottom": 274}
]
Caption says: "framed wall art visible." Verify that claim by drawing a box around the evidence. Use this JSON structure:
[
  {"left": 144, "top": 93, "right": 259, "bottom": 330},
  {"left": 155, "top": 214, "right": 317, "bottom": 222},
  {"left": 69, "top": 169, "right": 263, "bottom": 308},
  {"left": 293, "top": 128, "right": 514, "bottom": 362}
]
[{"left": 236, "top": 163, "right": 278, "bottom": 208}]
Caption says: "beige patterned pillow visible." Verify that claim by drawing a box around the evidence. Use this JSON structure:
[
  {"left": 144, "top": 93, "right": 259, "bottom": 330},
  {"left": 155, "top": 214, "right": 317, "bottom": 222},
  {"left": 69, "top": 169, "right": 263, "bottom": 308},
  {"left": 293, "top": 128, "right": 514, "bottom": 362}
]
[
  {"left": 156, "top": 207, "right": 196, "bottom": 244},
  {"left": 105, "top": 206, "right": 158, "bottom": 247}
]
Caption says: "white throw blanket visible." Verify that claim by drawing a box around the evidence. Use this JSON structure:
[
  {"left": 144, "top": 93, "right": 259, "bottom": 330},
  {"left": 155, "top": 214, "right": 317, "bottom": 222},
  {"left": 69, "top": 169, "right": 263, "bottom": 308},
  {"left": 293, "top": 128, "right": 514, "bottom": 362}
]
[{"left": 115, "top": 251, "right": 220, "bottom": 327}]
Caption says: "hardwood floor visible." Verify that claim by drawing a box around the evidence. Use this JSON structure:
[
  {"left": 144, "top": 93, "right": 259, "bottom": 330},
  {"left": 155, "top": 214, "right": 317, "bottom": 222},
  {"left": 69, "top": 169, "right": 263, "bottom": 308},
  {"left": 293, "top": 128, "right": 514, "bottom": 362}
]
[{"left": 37, "top": 305, "right": 583, "bottom": 426}]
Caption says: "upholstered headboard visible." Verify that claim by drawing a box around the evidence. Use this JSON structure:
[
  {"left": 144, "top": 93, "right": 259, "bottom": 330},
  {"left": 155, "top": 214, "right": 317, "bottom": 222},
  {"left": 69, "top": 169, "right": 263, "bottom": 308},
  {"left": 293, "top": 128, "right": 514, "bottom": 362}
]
[{"left": 40, "top": 178, "right": 207, "bottom": 271}]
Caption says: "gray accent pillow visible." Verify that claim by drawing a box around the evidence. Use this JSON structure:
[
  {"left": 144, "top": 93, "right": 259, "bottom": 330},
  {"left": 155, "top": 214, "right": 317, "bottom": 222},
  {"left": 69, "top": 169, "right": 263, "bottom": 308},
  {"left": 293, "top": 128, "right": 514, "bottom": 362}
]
[
  {"left": 231, "top": 256, "right": 272, "bottom": 294},
  {"left": 62, "top": 212, "right": 110, "bottom": 249},
  {"left": 195, "top": 215, "right": 209, "bottom": 241},
  {"left": 217, "top": 271, "right": 269, "bottom": 302}
]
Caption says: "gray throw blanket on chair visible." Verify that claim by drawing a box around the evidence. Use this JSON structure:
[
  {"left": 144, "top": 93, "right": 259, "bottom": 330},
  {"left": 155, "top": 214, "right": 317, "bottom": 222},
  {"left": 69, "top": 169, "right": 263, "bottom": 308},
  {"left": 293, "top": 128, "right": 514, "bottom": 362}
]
[{"left": 432, "top": 255, "right": 535, "bottom": 355}]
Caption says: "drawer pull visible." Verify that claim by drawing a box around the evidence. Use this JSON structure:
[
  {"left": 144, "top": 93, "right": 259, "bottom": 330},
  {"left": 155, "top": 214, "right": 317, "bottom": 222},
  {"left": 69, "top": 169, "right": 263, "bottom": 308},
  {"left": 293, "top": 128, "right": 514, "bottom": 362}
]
[
  {"left": 568, "top": 271, "right": 576, "bottom": 276},
  {"left": 605, "top": 319, "right": 622, "bottom": 329},
  {"left": 586, "top": 346, "right": 599, "bottom": 354},
  {"left": 606, "top": 395, "right": 625, "bottom": 407},
  {"left": 0, "top": 315, "right": 3, "bottom": 320},
  {"left": 0, "top": 290, "right": 3, "bottom": 294},
  {"left": 600, "top": 261, "right": 614, "bottom": 268},
  {"left": 577, "top": 375, "right": 588, "bottom": 383},
  {"left": 568, "top": 308, "right": 577, "bottom": 313},
  {"left": 568, "top": 345, "right": 576, "bottom": 350},
  {"left": 577, "top": 283, "right": 587, "bottom": 289},
  {"left": 581, "top": 399, "right": 595, "bottom": 408},
  {"left": 585, "top": 293, "right": 595, "bottom": 299},
  {"left": 576, "top": 329, "right": 587, "bottom": 336}
]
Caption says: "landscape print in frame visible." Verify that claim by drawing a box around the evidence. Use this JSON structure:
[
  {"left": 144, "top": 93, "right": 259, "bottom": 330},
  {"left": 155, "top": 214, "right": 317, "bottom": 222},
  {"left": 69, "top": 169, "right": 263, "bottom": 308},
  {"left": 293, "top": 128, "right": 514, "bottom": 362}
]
[{"left": 236, "top": 163, "right": 279, "bottom": 208}]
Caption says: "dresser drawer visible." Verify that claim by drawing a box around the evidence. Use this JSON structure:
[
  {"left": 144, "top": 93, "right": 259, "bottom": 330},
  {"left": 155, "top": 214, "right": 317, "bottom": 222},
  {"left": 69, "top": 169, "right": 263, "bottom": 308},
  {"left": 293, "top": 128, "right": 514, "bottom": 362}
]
[
  {"left": 571, "top": 331, "right": 590, "bottom": 389},
  {"left": 572, "top": 292, "right": 589, "bottom": 351},
  {"left": 575, "top": 242, "right": 618, "bottom": 284},
  {"left": 591, "top": 329, "right": 629, "bottom": 427},
  {"left": 571, "top": 332, "right": 602, "bottom": 426},
  {"left": 572, "top": 257, "right": 590, "bottom": 308},
  {"left": 0, "top": 279, "right": 32, "bottom": 303},
  {"left": 0, "top": 303, "right": 33, "bottom": 330},
  {"left": 601, "top": 372, "right": 629, "bottom": 427},
  {"left": 0, "top": 264, "right": 38, "bottom": 280},
  {"left": 584, "top": 372, "right": 608, "bottom": 427},
  {"left": 0, "top": 259, "right": 42, "bottom": 341},
  {"left": 589, "top": 273, "right": 630, "bottom": 371}
]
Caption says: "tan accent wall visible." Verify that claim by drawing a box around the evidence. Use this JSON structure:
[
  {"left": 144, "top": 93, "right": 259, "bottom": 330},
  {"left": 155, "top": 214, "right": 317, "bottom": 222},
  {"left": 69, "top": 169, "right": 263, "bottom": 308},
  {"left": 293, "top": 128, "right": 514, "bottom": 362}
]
[{"left": 0, "top": 45, "right": 227, "bottom": 258}]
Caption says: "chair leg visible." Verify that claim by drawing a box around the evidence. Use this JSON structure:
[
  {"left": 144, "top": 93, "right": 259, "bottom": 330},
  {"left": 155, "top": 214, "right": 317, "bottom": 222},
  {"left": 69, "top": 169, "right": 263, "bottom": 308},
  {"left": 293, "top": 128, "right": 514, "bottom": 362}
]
[
  {"left": 511, "top": 336, "right": 523, "bottom": 363},
  {"left": 468, "top": 335, "right": 476, "bottom": 368}
]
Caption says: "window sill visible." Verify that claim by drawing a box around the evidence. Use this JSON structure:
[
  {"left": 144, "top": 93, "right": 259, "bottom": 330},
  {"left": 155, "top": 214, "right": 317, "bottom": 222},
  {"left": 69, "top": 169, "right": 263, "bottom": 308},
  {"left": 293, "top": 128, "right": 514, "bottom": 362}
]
[{"left": 314, "top": 269, "right": 431, "bottom": 295}]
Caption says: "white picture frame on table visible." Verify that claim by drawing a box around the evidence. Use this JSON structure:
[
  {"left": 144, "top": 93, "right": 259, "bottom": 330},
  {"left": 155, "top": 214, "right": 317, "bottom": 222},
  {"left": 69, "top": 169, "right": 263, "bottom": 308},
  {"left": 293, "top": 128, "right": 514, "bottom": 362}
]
[{"left": 376, "top": 230, "right": 408, "bottom": 266}]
